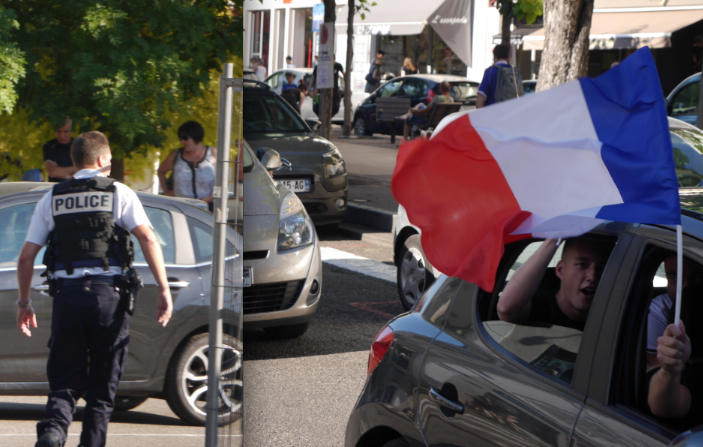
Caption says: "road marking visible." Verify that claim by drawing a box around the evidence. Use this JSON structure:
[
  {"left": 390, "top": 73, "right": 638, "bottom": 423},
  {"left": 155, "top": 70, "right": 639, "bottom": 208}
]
[
  {"left": 320, "top": 247, "right": 395, "bottom": 283},
  {"left": 348, "top": 302, "right": 397, "bottom": 319}
]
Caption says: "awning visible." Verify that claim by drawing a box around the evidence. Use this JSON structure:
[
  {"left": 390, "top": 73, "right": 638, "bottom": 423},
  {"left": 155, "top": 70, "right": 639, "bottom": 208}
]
[
  {"left": 335, "top": 0, "right": 444, "bottom": 36},
  {"left": 523, "top": 9, "right": 703, "bottom": 50},
  {"left": 492, "top": 27, "right": 541, "bottom": 46}
]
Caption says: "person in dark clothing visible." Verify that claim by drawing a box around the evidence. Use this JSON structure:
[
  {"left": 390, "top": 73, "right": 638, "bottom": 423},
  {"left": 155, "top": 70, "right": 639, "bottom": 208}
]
[
  {"left": 281, "top": 72, "right": 303, "bottom": 113},
  {"left": 365, "top": 50, "right": 385, "bottom": 93},
  {"left": 43, "top": 118, "right": 77, "bottom": 182},
  {"left": 497, "top": 237, "right": 613, "bottom": 330},
  {"left": 311, "top": 59, "right": 345, "bottom": 117}
]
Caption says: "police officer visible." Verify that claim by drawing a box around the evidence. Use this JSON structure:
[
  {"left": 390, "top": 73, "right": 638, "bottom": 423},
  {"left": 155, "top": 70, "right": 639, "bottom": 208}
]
[{"left": 16, "top": 131, "right": 173, "bottom": 447}]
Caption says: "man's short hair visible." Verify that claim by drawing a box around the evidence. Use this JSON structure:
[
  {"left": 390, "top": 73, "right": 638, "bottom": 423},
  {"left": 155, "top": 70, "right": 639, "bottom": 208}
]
[
  {"left": 71, "top": 131, "right": 110, "bottom": 168},
  {"left": 439, "top": 81, "right": 451, "bottom": 94},
  {"left": 562, "top": 237, "right": 613, "bottom": 261},
  {"left": 57, "top": 118, "right": 72, "bottom": 131},
  {"left": 377, "top": 50, "right": 385, "bottom": 56},
  {"left": 285, "top": 72, "right": 295, "bottom": 78},
  {"left": 178, "top": 121, "right": 205, "bottom": 144},
  {"left": 493, "top": 44, "right": 510, "bottom": 60},
  {"left": 286, "top": 56, "right": 292, "bottom": 60}
]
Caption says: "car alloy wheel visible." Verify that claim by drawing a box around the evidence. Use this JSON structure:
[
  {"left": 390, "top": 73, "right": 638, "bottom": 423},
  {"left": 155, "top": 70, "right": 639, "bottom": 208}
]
[
  {"left": 397, "top": 234, "right": 434, "bottom": 311},
  {"left": 354, "top": 116, "right": 370, "bottom": 136},
  {"left": 165, "top": 333, "right": 242, "bottom": 426}
]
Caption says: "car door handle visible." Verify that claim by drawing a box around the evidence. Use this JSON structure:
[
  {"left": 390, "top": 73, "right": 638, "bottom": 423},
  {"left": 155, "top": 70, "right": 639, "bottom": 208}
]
[
  {"left": 168, "top": 281, "right": 190, "bottom": 289},
  {"left": 429, "top": 387, "right": 464, "bottom": 414}
]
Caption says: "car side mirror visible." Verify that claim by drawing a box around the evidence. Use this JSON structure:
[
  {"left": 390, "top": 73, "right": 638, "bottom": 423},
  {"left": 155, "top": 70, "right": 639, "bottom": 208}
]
[{"left": 669, "top": 426, "right": 703, "bottom": 446}]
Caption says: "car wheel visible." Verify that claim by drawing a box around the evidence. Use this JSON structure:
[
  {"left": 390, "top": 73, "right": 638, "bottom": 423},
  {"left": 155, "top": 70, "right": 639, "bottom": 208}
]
[
  {"left": 354, "top": 116, "right": 372, "bottom": 136},
  {"left": 263, "top": 322, "right": 310, "bottom": 338},
  {"left": 113, "top": 396, "right": 148, "bottom": 412},
  {"left": 381, "top": 438, "right": 410, "bottom": 447},
  {"left": 165, "top": 333, "right": 242, "bottom": 426},
  {"left": 397, "top": 234, "right": 435, "bottom": 311}
]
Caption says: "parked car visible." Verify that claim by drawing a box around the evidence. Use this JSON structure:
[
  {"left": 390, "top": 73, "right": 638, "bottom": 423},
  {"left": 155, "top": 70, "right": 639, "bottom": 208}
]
[
  {"left": 353, "top": 74, "right": 479, "bottom": 137},
  {"left": 265, "top": 67, "right": 364, "bottom": 126},
  {"left": 0, "top": 183, "right": 241, "bottom": 426},
  {"left": 347, "top": 192, "right": 703, "bottom": 447},
  {"left": 242, "top": 139, "right": 322, "bottom": 337},
  {"left": 523, "top": 79, "right": 537, "bottom": 95},
  {"left": 666, "top": 72, "right": 700, "bottom": 126},
  {"left": 393, "top": 116, "right": 703, "bottom": 311},
  {"left": 243, "top": 79, "right": 349, "bottom": 226}
]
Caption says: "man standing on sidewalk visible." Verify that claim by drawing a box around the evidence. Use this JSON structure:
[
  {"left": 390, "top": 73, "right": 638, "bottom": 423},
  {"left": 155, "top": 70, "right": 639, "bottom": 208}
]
[
  {"left": 17, "top": 131, "right": 173, "bottom": 447},
  {"left": 476, "top": 44, "right": 523, "bottom": 108}
]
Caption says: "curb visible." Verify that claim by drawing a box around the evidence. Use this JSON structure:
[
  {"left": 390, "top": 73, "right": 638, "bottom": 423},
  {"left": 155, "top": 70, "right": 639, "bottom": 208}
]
[{"left": 344, "top": 203, "right": 397, "bottom": 233}]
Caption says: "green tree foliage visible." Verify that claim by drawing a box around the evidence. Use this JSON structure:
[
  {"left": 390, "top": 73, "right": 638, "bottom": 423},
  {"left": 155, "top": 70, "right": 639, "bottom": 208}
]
[
  {"left": 0, "top": 5, "right": 25, "bottom": 113},
  {"left": 494, "top": 0, "right": 543, "bottom": 45},
  {"left": 3, "top": 0, "right": 242, "bottom": 164}
]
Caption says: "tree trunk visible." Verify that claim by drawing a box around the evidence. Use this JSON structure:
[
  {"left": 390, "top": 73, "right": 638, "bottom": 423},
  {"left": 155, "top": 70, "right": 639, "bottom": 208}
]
[
  {"left": 500, "top": 1, "right": 513, "bottom": 47},
  {"left": 111, "top": 157, "right": 125, "bottom": 182},
  {"left": 320, "top": 0, "right": 336, "bottom": 140},
  {"left": 536, "top": 0, "right": 594, "bottom": 92},
  {"left": 343, "top": 0, "right": 354, "bottom": 137}
]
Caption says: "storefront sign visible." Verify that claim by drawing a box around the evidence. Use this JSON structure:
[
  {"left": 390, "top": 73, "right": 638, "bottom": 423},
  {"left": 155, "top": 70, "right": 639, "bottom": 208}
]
[
  {"left": 312, "top": 4, "right": 324, "bottom": 32},
  {"left": 317, "top": 22, "right": 335, "bottom": 89}
]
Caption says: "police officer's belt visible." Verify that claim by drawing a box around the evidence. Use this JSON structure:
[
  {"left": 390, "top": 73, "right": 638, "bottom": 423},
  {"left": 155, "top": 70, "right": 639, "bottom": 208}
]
[
  {"left": 57, "top": 276, "right": 119, "bottom": 287},
  {"left": 53, "top": 259, "right": 121, "bottom": 271}
]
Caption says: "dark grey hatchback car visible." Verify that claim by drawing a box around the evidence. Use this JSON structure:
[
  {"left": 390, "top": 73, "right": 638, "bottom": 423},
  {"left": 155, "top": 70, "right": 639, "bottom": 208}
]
[
  {"left": 347, "top": 192, "right": 703, "bottom": 447},
  {"left": 0, "top": 183, "right": 241, "bottom": 426}
]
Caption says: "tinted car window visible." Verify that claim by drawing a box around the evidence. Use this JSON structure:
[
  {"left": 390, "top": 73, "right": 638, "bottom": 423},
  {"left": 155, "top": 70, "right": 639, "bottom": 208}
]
[
  {"left": 0, "top": 203, "right": 40, "bottom": 267},
  {"left": 398, "top": 79, "right": 427, "bottom": 98},
  {"left": 449, "top": 82, "right": 478, "bottom": 102},
  {"left": 243, "top": 96, "right": 308, "bottom": 133},
  {"left": 266, "top": 72, "right": 285, "bottom": 91},
  {"left": 379, "top": 80, "right": 402, "bottom": 98},
  {"left": 133, "top": 207, "right": 175, "bottom": 265},
  {"left": 671, "top": 82, "right": 699, "bottom": 117},
  {"left": 187, "top": 216, "right": 235, "bottom": 264},
  {"left": 671, "top": 127, "right": 703, "bottom": 186},
  {"left": 419, "top": 276, "right": 461, "bottom": 329}
]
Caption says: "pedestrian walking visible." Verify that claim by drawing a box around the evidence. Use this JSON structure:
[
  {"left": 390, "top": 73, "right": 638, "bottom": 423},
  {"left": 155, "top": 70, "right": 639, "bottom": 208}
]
[
  {"left": 157, "top": 121, "right": 217, "bottom": 211},
  {"left": 365, "top": 50, "right": 384, "bottom": 93},
  {"left": 400, "top": 57, "right": 417, "bottom": 76},
  {"left": 43, "top": 118, "right": 77, "bottom": 183},
  {"left": 17, "top": 131, "right": 173, "bottom": 447},
  {"left": 476, "top": 44, "right": 524, "bottom": 108}
]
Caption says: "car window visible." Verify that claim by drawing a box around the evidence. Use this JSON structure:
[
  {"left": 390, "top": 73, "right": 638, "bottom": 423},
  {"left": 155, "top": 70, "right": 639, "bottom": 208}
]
[
  {"left": 612, "top": 244, "right": 703, "bottom": 435},
  {"left": 303, "top": 74, "right": 313, "bottom": 89},
  {"left": 417, "top": 276, "right": 461, "bottom": 330},
  {"left": 266, "top": 72, "right": 285, "bottom": 91},
  {"left": 477, "top": 237, "right": 616, "bottom": 385},
  {"left": 670, "top": 82, "right": 699, "bottom": 117},
  {"left": 398, "top": 79, "right": 427, "bottom": 98},
  {"left": 0, "top": 202, "right": 43, "bottom": 268},
  {"left": 243, "top": 95, "right": 308, "bottom": 133},
  {"left": 187, "top": 216, "right": 235, "bottom": 264},
  {"left": 449, "top": 82, "right": 478, "bottom": 102},
  {"left": 379, "top": 80, "right": 402, "bottom": 98},
  {"left": 671, "top": 128, "right": 703, "bottom": 187},
  {"left": 133, "top": 207, "right": 175, "bottom": 265}
]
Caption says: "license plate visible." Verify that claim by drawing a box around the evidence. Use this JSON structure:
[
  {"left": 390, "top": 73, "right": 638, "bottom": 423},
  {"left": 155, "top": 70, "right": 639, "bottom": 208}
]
[
  {"left": 243, "top": 267, "right": 252, "bottom": 287},
  {"left": 278, "top": 178, "right": 311, "bottom": 193}
]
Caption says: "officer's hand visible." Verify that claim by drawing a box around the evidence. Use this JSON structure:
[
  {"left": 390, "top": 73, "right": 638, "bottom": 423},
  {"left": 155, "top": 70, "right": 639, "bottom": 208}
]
[
  {"left": 156, "top": 289, "right": 173, "bottom": 327},
  {"left": 657, "top": 321, "right": 692, "bottom": 375},
  {"left": 17, "top": 306, "right": 37, "bottom": 337}
]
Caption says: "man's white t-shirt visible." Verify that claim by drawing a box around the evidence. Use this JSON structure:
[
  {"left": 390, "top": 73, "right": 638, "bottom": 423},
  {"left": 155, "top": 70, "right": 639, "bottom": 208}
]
[
  {"left": 255, "top": 66, "right": 267, "bottom": 81},
  {"left": 25, "top": 169, "right": 151, "bottom": 278}
]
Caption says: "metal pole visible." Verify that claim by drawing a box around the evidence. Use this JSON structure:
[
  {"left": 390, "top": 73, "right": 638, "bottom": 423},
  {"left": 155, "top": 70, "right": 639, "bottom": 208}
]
[{"left": 205, "top": 63, "right": 234, "bottom": 447}]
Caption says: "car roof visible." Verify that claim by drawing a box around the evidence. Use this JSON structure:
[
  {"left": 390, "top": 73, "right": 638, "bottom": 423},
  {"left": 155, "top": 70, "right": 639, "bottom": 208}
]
[
  {"left": 271, "top": 67, "right": 314, "bottom": 75},
  {"left": 243, "top": 79, "right": 272, "bottom": 94},
  {"left": 668, "top": 115, "right": 700, "bottom": 131},
  {"left": 397, "top": 74, "right": 479, "bottom": 84}
]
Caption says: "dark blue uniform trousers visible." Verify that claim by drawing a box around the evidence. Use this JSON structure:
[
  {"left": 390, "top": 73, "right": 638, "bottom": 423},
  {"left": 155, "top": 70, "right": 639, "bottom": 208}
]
[{"left": 37, "top": 279, "right": 129, "bottom": 447}]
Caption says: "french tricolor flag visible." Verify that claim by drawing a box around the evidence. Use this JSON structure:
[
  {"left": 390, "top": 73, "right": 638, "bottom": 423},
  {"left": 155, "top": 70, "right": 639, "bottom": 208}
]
[{"left": 392, "top": 47, "right": 680, "bottom": 292}]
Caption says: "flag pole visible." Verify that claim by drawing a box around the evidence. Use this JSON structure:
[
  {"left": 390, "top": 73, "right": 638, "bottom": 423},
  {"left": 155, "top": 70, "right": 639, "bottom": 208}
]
[{"left": 675, "top": 224, "right": 682, "bottom": 326}]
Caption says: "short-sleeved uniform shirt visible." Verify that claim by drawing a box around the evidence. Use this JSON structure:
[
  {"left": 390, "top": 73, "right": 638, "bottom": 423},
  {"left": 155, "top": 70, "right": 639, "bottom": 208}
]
[
  {"left": 478, "top": 60, "right": 510, "bottom": 106},
  {"left": 43, "top": 138, "right": 74, "bottom": 183},
  {"left": 25, "top": 169, "right": 151, "bottom": 279},
  {"left": 527, "top": 289, "right": 586, "bottom": 331}
]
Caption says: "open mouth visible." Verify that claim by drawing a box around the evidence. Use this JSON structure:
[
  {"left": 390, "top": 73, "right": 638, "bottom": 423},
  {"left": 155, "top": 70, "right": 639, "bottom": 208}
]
[{"left": 581, "top": 286, "right": 596, "bottom": 297}]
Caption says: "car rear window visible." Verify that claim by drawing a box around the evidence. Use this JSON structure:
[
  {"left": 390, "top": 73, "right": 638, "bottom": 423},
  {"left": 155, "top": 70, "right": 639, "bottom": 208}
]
[
  {"left": 672, "top": 127, "right": 703, "bottom": 187},
  {"left": 243, "top": 95, "right": 308, "bottom": 133}
]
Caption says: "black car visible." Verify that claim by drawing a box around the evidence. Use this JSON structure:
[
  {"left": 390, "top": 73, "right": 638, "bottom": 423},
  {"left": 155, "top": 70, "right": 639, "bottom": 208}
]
[
  {"left": 347, "top": 191, "right": 703, "bottom": 447},
  {"left": 353, "top": 74, "right": 478, "bottom": 137},
  {"left": 0, "top": 183, "right": 241, "bottom": 426},
  {"left": 243, "top": 79, "right": 348, "bottom": 227}
]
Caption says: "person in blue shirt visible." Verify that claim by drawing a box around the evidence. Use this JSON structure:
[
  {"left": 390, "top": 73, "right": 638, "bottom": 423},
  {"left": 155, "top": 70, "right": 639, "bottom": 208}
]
[
  {"left": 477, "top": 44, "right": 511, "bottom": 109},
  {"left": 282, "top": 72, "right": 297, "bottom": 91}
]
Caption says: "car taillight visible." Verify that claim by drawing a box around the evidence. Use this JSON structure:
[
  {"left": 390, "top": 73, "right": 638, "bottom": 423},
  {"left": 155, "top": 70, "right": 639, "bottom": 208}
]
[{"left": 368, "top": 325, "right": 394, "bottom": 377}]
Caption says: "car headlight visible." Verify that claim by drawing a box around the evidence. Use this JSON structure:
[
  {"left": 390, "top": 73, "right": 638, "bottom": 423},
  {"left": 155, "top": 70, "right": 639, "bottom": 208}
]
[
  {"left": 323, "top": 152, "right": 346, "bottom": 177},
  {"left": 278, "top": 193, "right": 313, "bottom": 252}
]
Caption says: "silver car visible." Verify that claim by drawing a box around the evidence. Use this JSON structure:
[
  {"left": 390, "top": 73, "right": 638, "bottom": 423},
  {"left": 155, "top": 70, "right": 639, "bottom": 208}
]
[{"left": 242, "top": 140, "right": 322, "bottom": 337}]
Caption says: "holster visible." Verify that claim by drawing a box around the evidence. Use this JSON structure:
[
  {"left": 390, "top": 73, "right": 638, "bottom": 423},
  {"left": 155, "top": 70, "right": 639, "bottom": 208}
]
[
  {"left": 48, "top": 278, "right": 57, "bottom": 297},
  {"left": 119, "top": 268, "right": 143, "bottom": 316}
]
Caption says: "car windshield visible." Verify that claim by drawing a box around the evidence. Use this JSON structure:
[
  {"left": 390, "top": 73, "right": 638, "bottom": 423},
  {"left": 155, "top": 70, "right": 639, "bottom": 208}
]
[
  {"left": 243, "top": 95, "right": 308, "bottom": 133},
  {"left": 671, "top": 127, "right": 703, "bottom": 187},
  {"left": 449, "top": 82, "right": 478, "bottom": 101}
]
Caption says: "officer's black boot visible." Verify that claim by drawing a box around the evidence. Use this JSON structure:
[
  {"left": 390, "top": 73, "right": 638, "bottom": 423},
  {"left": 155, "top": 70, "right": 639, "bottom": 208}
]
[{"left": 36, "top": 432, "right": 60, "bottom": 447}]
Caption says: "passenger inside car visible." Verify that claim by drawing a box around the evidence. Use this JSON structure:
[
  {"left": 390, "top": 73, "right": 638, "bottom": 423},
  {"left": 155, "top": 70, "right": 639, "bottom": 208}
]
[
  {"left": 497, "top": 237, "right": 613, "bottom": 332},
  {"left": 646, "top": 254, "right": 703, "bottom": 427}
]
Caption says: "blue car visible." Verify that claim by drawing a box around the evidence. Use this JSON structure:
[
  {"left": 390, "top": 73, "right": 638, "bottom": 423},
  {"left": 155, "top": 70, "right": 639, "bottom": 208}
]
[{"left": 353, "top": 74, "right": 478, "bottom": 137}]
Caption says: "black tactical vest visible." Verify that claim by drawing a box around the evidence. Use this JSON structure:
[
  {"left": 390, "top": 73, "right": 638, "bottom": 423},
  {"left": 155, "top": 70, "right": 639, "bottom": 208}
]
[{"left": 43, "top": 176, "right": 133, "bottom": 275}]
